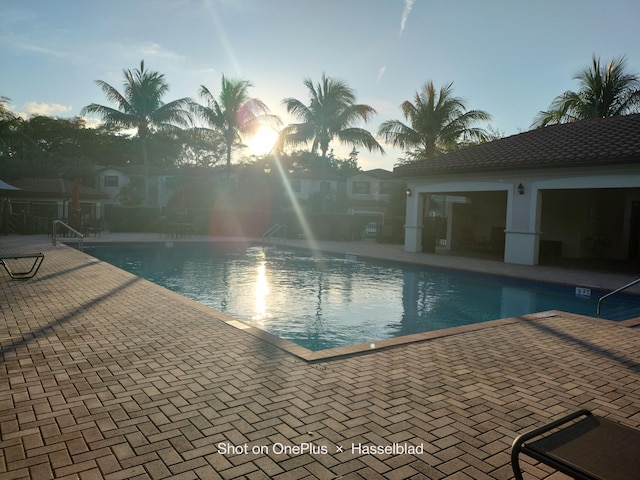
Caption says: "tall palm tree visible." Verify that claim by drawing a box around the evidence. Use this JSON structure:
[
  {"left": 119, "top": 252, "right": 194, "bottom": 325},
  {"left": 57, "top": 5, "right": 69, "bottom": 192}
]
[
  {"left": 277, "top": 74, "right": 384, "bottom": 158},
  {"left": 378, "top": 81, "right": 491, "bottom": 162},
  {"left": 533, "top": 55, "right": 640, "bottom": 127},
  {"left": 81, "top": 60, "right": 192, "bottom": 204},
  {"left": 191, "top": 76, "right": 280, "bottom": 177}
]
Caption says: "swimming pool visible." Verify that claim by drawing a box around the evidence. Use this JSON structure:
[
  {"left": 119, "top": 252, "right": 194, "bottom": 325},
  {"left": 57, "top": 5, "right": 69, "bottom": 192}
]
[{"left": 87, "top": 243, "right": 640, "bottom": 351}]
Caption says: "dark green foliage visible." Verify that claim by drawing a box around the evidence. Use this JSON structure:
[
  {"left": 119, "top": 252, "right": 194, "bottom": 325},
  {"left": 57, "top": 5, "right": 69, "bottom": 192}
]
[
  {"left": 379, "top": 81, "right": 492, "bottom": 163},
  {"left": 278, "top": 74, "right": 383, "bottom": 158},
  {"left": 533, "top": 55, "right": 640, "bottom": 127}
]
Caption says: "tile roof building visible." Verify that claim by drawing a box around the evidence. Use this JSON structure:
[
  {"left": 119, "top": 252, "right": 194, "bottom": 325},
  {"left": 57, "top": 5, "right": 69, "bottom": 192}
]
[
  {"left": 393, "top": 114, "right": 640, "bottom": 265},
  {"left": 394, "top": 113, "right": 640, "bottom": 176},
  {"left": 11, "top": 178, "right": 107, "bottom": 200}
]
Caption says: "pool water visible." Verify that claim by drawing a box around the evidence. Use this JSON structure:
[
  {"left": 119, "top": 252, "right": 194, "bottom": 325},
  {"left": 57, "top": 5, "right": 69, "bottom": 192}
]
[{"left": 87, "top": 243, "right": 640, "bottom": 351}]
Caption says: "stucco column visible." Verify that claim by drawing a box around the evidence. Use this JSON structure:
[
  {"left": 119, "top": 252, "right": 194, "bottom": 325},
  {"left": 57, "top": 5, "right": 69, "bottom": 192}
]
[
  {"left": 404, "top": 190, "right": 423, "bottom": 253},
  {"left": 57, "top": 200, "right": 65, "bottom": 219},
  {"left": 504, "top": 183, "right": 542, "bottom": 265}
]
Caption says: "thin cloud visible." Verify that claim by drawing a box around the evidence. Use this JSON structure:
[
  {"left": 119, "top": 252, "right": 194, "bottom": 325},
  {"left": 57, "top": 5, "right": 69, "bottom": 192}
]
[
  {"left": 2, "top": 32, "right": 69, "bottom": 58},
  {"left": 21, "top": 102, "right": 72, "bottom": 117},
  {"left": 82, "top": 117, "right": 103, "bottom": 129},
  {"left": 399, "top": 0, "right": 415, "bottom": 36},
  {"left": 138, "top": 41, "right": 185, "bottom": 62},
  {"left": 377, "top": 66, "right": 386, "bottom": 82}
]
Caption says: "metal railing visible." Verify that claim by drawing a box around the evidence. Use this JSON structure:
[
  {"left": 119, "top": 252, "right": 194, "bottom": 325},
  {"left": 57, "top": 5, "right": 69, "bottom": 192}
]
[
  {"left": 262, "top": 224, "right": 287, "bottom": 244},
  {"left": 596, "top": 278, "right": 640, "bottom": 317},
  {"left": 52, "top": 220, "right": 84, "bottom": 252}
]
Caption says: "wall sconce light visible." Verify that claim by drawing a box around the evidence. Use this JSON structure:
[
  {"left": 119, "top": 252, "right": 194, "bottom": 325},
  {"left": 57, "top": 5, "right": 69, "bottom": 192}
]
[
  {"left": 406, "top": 187, "right": 412, "bottom": 197},
  {"left": 517, "top": 183, "right": 525, "bottom": 195}
]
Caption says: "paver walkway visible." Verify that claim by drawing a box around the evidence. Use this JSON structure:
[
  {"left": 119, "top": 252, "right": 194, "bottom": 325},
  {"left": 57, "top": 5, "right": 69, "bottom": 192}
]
[{"left": 2, "top": 235, "right": 640, "bottom": 479}]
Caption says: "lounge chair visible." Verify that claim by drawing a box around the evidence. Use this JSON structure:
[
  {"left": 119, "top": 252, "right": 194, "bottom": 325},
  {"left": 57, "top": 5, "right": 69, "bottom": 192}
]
[
  {"left": 511, "top": 409, "right": 640, "bottom": 480},
  {"left": 0, "top": 252, "right": 44, "bottom": 279}
]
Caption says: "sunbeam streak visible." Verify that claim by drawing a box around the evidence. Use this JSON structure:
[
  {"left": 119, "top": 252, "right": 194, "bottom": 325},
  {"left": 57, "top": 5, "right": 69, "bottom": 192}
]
[{"left": 272, "top": 153, "right": 322, "bottom": 257}]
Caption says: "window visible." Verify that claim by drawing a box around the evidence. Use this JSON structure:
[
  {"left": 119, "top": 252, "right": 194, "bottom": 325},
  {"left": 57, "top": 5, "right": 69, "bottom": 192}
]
[
  {"left": 352, "top": 181, "right": 370, "bottom": 194},
  {"left": 104, "top": 175, "right": 119, "bottom": 188}
]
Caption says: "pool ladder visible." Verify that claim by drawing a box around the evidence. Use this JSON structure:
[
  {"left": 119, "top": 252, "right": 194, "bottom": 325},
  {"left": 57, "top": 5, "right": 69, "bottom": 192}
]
[
  {"left": 596, "top": 278, "right": 640, "bottom": 317},
  {"left": 52, "top": 220, "right": 84, "bottom": 252},
  {"left": 262, "top": 224, "right": 287, "bottom": 245}
]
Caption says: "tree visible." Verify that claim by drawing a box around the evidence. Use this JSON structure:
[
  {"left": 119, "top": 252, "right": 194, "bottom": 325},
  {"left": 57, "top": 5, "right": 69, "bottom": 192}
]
[
  {"left": 175, "top": 129, "right": 226, "bottom": 168},
  {"left": 277, "top": 73, "right": 384, "bottom": 158},
  {"left": 338, "top": 148, "right": 361, "bottom": 175},
  {"left": 533, "top": 55, "right": 640, "bottom": 127},
  {"left": 0, "top": 97, "right": 23, "bottom": 162},
  {"left": 81, "top": 60, "right": 192, "bottom": 204},
  {"left": 191, "top": 76, "right": 279, "bottom": 178},
  {"left": 0, "top": 96, "right": 13, "bottom": 120},
  {"left": 378, "top": 81, "right": 491, "bottom": 162}
]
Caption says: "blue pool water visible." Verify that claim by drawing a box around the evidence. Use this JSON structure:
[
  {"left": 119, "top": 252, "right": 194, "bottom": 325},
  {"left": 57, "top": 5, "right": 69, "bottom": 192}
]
[{"left": 87, "top": 243, "right": 640, "bottom": 351}]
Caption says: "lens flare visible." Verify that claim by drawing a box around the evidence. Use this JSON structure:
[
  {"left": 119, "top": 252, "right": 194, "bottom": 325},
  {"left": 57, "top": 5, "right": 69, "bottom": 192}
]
[{"left": 271, "top": 153, "right": 321, "bottom": 256}]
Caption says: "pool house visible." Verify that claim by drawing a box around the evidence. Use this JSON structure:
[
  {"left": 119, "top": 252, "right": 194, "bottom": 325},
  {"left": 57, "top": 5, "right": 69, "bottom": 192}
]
[{"left": 395, "top": 113, "right": 640, "bottom": 265}]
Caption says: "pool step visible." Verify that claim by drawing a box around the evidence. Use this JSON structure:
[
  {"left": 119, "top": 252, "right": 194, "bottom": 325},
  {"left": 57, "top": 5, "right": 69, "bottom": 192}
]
[{"left": 598, "top": 303, "right": 640, "bottom": 321}]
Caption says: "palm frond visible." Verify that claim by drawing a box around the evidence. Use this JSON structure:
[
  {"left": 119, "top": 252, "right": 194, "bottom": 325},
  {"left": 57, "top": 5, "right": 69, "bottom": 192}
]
[
  {"left": 94, "top": 80, "right": 132, "bottom": 113},
  {"left": 378, "top": 119, "right": 420, "bottom": 149},
  {"left": 337, "top": 128, "right": 385, "bottom": 154},
  {"left": 283, "top": 98, "right": 312, "bottom": 121},
  {"left": 80, "top": 103, "right": 137, "bottom": 128},
  {"left": 280, "top": 73, "right": 381, "bottom": 156},
  {"left": 382, "top": 81, "right": 491, "bottom": 158},
  {"left": 533, "top": 54, "right": 640, "bottom": 127},
  {"left": 275, "top": 123, "right": 315, "bottom": 154}
]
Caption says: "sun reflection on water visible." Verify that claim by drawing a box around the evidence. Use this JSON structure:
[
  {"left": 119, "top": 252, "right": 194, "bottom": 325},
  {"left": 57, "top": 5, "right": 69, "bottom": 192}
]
[{"left": 253, "top": 261, "right": 270, "bottom": 323}]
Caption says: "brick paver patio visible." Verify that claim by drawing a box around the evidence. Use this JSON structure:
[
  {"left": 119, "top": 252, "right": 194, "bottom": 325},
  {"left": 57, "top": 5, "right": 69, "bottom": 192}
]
[{"left": 2, "top": 235, "right": 639, "bottom": 479}]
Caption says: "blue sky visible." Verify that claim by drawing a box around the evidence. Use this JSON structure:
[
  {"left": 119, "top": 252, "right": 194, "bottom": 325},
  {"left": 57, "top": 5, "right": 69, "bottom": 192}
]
[{"left": 2, "top": 0, "right": 640, "bottom": 170}]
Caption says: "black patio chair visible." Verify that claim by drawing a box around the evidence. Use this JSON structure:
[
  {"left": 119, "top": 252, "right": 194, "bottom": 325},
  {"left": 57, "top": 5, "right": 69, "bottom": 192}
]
[
  {"left": 458, "top": 227, "right": 488, "bottom": 251},
  {"left": 0, "top": 252, "right": 44, "bottom": 279},
  {"left": 511, "top": 409, "right": 640, "bottom": 480}
]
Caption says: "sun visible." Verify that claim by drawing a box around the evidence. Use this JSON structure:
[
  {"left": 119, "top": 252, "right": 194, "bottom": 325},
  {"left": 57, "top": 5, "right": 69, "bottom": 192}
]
[{"left": 247, "top": 125, "right": 279, "bottom": 156}]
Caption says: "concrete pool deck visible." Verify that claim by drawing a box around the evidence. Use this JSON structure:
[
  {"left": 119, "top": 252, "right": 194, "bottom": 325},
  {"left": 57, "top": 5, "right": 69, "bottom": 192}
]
[{"left": 2, "top": 233, "right": 640, "bottom": 479}]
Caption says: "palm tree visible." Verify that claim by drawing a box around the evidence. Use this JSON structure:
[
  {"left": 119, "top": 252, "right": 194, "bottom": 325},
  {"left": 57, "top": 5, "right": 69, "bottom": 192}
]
[
  {"left": 191, "top": 76, "right": 280, "bottom": 178},
  {"left": 277, "top": 74, "right": 384, "bottom": 158},
  {"left": 533, "top": 55, "right": 640, "bottom": 127},
  {"left": 378, "top": 81, "right": 491, "bottom": 162},
  {"left": 81, "top": 60, "right": 192, "bottom": 204}
]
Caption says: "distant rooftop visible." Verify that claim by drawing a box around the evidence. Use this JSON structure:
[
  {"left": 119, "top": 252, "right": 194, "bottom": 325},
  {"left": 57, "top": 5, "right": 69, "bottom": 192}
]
[
  {"left": 11, "top": 178, "right": 107, "bottom": 199},
  {"left": 394, "top": 113, "right": 640, "bottom": 177},
  {"left": 357, "top": 168, "right": 395, "bottom": 179}
]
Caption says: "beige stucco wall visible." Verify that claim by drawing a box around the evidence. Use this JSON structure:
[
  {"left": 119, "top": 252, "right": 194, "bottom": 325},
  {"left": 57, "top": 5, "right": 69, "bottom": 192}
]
[{"left": 404, "top": 165, "right": 640, "bottom": 264}]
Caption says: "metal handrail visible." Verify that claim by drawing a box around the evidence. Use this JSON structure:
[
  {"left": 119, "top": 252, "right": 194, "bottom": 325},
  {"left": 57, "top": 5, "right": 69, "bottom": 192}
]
[
  {"left": 262, "top": 224, "right": 282, "bottom": 237},
  {"left": 262, "top": 224, "right": 286, "bottom": 244},
  {"left": 596, "top": 278, "right": 640, "bottom": 317},
  {"left": 52, "top": 220, "right": 84, "bottom": 252}
]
